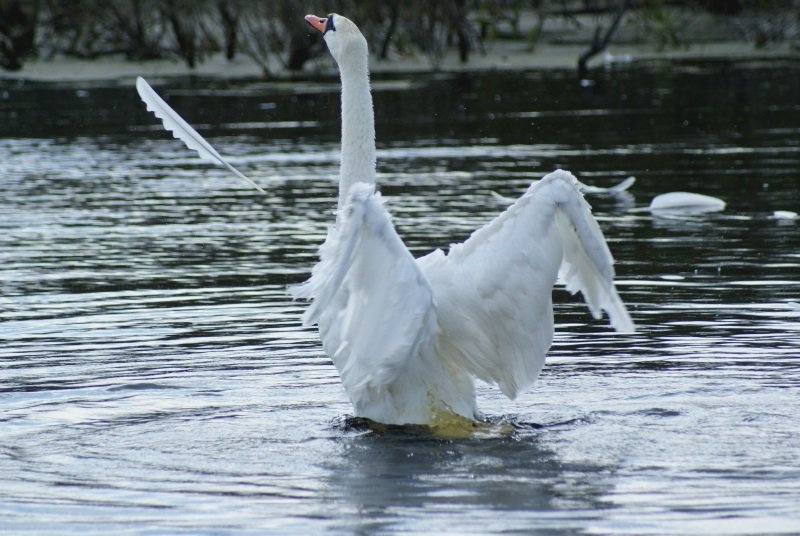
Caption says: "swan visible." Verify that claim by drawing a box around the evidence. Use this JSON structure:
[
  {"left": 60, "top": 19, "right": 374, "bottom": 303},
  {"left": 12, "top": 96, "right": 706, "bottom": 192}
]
[
  {"left": 292, "top": 13, "right": 635, "bottom": 426},
  {"left": 136, "top": 15, "right": 635, "bottom": 428}
]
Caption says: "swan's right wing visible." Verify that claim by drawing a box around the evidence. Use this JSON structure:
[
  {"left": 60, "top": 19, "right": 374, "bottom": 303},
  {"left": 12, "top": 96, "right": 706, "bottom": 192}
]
[
  {"left": 291, "top": 182, "right": 437, "bottom": 399},
  {"left": 419, "top": 169, "right": 633, "bottom": 399}
]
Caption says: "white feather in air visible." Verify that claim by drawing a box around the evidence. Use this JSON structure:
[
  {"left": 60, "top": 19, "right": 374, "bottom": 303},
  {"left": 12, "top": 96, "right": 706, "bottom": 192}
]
[{"left": 135, "top": 77, "right": 264, "bottom": 193}]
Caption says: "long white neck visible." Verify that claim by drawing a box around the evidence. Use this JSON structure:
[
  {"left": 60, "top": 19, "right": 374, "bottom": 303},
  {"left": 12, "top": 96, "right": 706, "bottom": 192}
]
[{"left": 337, "top": 50, "right": 375, "bottom": 211}]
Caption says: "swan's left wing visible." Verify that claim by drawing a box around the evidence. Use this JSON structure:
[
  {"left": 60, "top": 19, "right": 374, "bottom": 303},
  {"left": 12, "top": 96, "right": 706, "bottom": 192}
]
[
  {"left": 419, "top": 169, "right": 633, "bottom": 399},
  {"left": 291, "top": 182, "right": 437, "bottom": 397}
]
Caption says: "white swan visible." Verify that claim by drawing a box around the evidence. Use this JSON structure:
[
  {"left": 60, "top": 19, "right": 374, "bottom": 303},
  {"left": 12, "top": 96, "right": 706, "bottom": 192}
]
[
  {"left": 136, "top": 15, "right": 635, "bottom": 428},
  {"left": 293, "top": 14, "right": 635, "bottom": 426}
]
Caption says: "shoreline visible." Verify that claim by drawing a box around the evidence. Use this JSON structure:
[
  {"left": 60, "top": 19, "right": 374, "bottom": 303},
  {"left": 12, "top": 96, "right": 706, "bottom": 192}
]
[{"left": 1, "top": 40, "right": 796, "bottom": 84}]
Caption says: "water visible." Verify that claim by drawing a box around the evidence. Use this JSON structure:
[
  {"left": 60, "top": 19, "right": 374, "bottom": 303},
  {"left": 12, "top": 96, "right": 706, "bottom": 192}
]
[{"left": 1, "top": 60, "right": 799, "bottom": 534}]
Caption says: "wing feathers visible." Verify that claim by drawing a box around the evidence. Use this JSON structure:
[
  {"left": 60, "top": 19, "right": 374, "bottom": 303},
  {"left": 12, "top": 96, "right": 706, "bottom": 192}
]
[
  {"left": 291, "top": 183, "right": 437, "bottom": 395},
  {"left": 549, "top": 171, "right": 634, "bottom": 332},
  {"left": 556, "top": 209, "right": 634, "bottom": 332},
  {"left": 420, "top": 169, "right": 634, "bottom": 399},
  {"left": 135, "top": 77, "right": 264, "bottom": 193},
  {"left": 295, "top": 171, "right": 632, "bottom": 416}
]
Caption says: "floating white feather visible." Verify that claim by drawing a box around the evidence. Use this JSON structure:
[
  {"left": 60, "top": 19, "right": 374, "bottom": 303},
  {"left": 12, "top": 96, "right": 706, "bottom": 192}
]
[
  {"left": 135, "top": 77, "right": 264, "bottom": 193},
  {"left": 649, "top": 192, "right": 725, "bottom": 213}
]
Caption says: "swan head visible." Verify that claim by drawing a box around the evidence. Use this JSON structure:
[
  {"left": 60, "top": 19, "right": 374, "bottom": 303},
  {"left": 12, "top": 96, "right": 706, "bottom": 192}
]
[{"left": 305, "top": 13, "right": 367, "bottom": 67}]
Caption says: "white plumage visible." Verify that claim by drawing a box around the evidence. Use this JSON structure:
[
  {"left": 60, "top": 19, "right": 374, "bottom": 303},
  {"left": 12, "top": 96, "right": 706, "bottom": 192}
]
[
  {"left": 295, "top": 14, "right": 634, "bottom": 425},
  {"left": 137, "top": 14, "right": 635, "bottom": 427},
  {"left": 135, "top": 76, "right": 264, "bottom": 194}
]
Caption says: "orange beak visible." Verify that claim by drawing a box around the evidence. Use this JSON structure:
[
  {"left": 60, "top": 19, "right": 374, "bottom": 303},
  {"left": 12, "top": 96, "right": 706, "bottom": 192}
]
[{"left": 305, "top": 14, "right": 326, "bottom": 34}]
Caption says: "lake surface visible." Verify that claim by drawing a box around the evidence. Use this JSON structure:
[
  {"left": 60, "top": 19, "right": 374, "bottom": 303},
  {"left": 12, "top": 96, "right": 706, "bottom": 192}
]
[{"left": 1, "top": 59, "right": 799, "bottom": 535}]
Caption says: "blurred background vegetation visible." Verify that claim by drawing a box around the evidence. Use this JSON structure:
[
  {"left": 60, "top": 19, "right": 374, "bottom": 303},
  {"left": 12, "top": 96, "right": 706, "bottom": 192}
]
[{"left": 1, "top": 0, "right": 798, "bottom": 74}]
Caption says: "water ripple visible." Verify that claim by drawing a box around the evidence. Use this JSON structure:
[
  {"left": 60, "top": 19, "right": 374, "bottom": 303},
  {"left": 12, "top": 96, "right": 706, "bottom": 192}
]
[{"left": 2, "top": 64, "right": 800, "bottom": 534}]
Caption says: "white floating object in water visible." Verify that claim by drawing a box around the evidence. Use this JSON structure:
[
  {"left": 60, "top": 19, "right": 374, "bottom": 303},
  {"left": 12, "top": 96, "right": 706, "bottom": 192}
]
[
  {"left": 772, "top": 210, "right": 798, "bottom": 220},
  {"left": 788, "top": 301, "right": 800, "bottom": 311},
  {"left": 649, "top": 192, "right": 726, "bottom": 213}
]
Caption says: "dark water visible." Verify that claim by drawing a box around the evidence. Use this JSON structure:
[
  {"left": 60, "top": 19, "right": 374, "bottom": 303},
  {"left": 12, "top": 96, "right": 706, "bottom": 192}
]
[{"left": 1, "top": 60, "right": 799, "bottom": 534}]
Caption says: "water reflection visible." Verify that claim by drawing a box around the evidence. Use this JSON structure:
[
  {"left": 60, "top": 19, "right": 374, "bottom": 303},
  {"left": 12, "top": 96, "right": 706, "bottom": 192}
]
[{"left": 323, "top": 426, "right": 612, "bottom": 533}]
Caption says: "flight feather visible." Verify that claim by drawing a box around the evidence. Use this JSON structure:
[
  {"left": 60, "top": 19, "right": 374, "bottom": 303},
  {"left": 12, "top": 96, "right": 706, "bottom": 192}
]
[{"left": 135, "top": 77, "right": 264, "bottom": 193}]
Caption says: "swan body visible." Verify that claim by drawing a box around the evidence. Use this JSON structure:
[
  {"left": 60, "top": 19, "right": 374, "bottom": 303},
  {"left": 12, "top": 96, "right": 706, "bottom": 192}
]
[
  {"left": 135, "top": 13, "right": 634, "bottom": 427},
  {"left": 295, "top": 14, "right": 634, "bottom": 426}
]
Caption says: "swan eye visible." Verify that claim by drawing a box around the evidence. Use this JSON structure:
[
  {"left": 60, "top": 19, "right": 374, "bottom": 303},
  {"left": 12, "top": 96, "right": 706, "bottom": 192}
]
[{"left": 324, "top": 14, "right": 336, "bottom": 34}]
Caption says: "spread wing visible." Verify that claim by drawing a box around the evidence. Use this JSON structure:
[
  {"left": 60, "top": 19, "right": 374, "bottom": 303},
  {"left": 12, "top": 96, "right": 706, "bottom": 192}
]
[
  {"left": 291, "top": 182, "right": 437, "bottom": 401},
  {"left": 136, "top": 77, "right": 264, "bottom": 193},
  {"left": 418, "top": 169, "right": 634, "bottom": 399}
]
